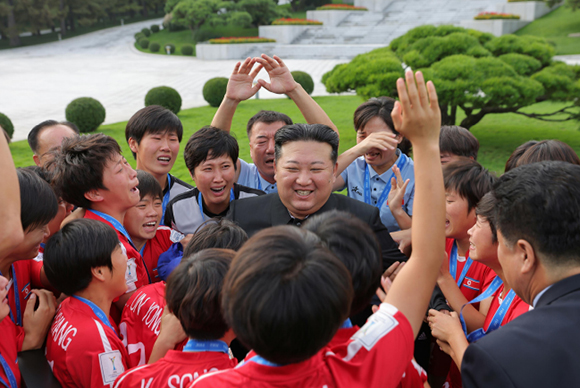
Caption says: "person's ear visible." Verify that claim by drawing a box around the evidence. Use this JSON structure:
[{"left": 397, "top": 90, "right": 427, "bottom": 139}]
[
  {"left": 33, "top": 154, "right": 41, "bottom": 167},
  {"left": 128, "top": 137, "right": 139, "bottom": 155},
  {"left": 332, "top": 162, "right": 338, "bottom": 181},
  {"left": 518, "top": 239, "right": 538, "bottom": 276},
  {"left": 273, "top": 159, "right": 278, "bottom": 182},
  {"left": 91, "top": 266, "right": 108, "bottom": 282},
  {"left": 84, "top": 189, "right": 104, "bottom": 204},
  {"left": 394, "top": 132, "right": 403, "bottom": 144}
]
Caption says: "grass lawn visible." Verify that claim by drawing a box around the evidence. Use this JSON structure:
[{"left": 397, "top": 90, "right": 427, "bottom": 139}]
[
  {"left": 515, "top": 5, "right": 580, "bottom": 55},
  {"left": 8, "top": 96, "right": 580, "bottom": 180}
]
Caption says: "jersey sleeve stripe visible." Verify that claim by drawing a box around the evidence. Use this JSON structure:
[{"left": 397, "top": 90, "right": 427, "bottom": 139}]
[
  {"left": 112, "top": 364, "right": 150, "bottom": 388},
  {"left": 94, "top": 319, "right": 113, "bottom": 353}
]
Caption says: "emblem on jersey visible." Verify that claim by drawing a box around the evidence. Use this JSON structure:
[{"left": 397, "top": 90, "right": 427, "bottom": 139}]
[
  {"left": 125, "top": 258, "right": 138, "bottom": 285},
  {"left": 352, "top": 186, "right": 363, "bottom": 196},
  {"left": 98, "top": 350, "right": 124, "bottom": 385},
  {"left": 352, "top": 306, "right": 399, "bottom": 350}
]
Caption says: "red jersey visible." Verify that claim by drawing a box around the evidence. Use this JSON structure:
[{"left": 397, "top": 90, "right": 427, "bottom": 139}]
[
  {"left": 140, "top": 226, "right": 183, "bottom": 284},
  {"left": 85, "top": 210, "right": 149, "bottom": 292},
  {"left": 119, "top": 282, "right": 166, "bottom": 368},
  {"left": 46, "top": 297, "right": 129, "bottom": 388},
  {"left": 0, "top": 318, "right": 24, "bottom": 388},
  {"left": 445, "top": 239, "right": 496, "bottom": 303},
  {"left": 4, "top": 259, "right": 43, "bottom": 327},
  {"left": 114, "top": 349, "right": 237, "bottom": 388},
  {"left": 190, "top": 303, "right": 413, "bottom": 388}
]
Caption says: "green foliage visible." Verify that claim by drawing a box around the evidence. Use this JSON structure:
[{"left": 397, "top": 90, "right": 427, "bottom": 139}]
[
  {"left": 165, "top": 43, "right": 176, "bottom": 53},
  {"left": 291, "top": 71, "right": 314, "bottom": 95},
  {"left": 498, "top": 53, "right": 542, "bottom": 76},
  {"left": 65, "top": 97, "right": 106, "bottom": 133},
  {"left": 203, "top": 77, "right": 228, "bottom": 107},
  {"left": 141, "top": 28, "right": 152, "bottom": 37},
  {"left": 181, "top": 44, "right": 194, "bottom": 55},
  {"left": 0, "top": 112, "right": 14, "bottom": 139},
  {"left": 484, "top": 35, "right": 555, "bottom": 66},
  {"left": 138, "top": 37, "right": 150, "bottom": 49},
  {"left": 149, "top": 42, "right": 161, "bottom": 52},
  {"left": 172, "top": 0, "right": 236, "bottom": 33},
  {"left": 151, "top": 24, "right": 160, "bottom": 33},
  {"left": 238, "top": 0, "right": 290, "bottom": 26},
  {"left": 226, "top": 11, "right": 253, "bottom": 28},
  {"left": 145, "top": 86, "right": 182, "bottom": 114},
  {"left": 531, "top": 63, "right": 580, "bottom": 100},
  {"left": 134, "top": 32, "right": 145, "bottom": 40}
]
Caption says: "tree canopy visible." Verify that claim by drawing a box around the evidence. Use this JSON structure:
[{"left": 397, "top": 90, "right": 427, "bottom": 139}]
[{"left": 322, "top": 25, "right": 580, "bottom": 129}]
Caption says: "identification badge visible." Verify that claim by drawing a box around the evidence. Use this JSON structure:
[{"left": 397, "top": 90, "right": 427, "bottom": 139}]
[
  {"left": 98, "top": 350, "right": 124, "bottom": 385},
  {"left": 125, "top": 258, "right": 138, "bottom": 285},
  {"left": 170, "top": 229, "right": 184, "bottom": 243},
  {"left": 352, "top": 305, "right": 399, "bottom": 350}
]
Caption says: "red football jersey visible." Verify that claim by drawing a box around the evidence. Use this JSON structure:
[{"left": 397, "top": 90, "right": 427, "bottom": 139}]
[
  {"left": 140, "top": 226, "right": 182, "bottom": 284},
  {"left": 190, "top": 303, "right": 413, "bottom": 388},
  {"left": 113, "top": 349, "right": 237, "bottom": 388},
  {"left": 85, "top": 210, "right": 149, "bottom": 292},
  {"left": 4, "top": 259, "right": 43, "bottom": 327},
  {"left": 445, "top": 238, "right": 496, "bottom": 304},
  {"left": 46, "top": 297, "right": 129, "bottom": 388},
  {"left": 119, "top": 282, "right": 166, "bottom": 368},
  {"left": 0, "top": 317, "right": 24, "bottom": 388}
]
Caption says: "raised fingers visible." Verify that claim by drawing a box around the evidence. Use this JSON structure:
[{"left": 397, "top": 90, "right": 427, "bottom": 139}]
[{"left": 415, "top": 71, "right": 429, "bottom": 108}]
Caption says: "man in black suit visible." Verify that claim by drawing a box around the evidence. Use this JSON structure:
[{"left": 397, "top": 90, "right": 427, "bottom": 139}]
[
  {"left": 462, "top": 161, "right": 580, "bottom": 388},
  {"left": 227, "top": 123, "right": 407, "bottom": 270}
]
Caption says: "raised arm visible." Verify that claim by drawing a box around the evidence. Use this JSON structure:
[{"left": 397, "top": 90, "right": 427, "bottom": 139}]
[
  {"left": 254, "top": 54, "right": 338, "bottom": 134},
  {"left": 384, "top": 71, "right": 445, "bottom": 338},
  {"left": 211, "top": 57, "right": 263, "bottom": 133},
  {"left": 0, "top": 132, "right": 24, "bottom": 258}
]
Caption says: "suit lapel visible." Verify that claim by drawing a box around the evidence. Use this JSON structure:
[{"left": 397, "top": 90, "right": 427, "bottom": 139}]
[
  {"left": 537, "top": 273, "right": 580, "bottom": 308},
  {"left": 270, "top": 194, "right": 293, "bottom": 226}
]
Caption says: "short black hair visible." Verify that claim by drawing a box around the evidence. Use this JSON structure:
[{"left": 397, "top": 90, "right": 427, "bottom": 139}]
[
  {"left": 28, "top": 120, "right": 80, "bottom": 154},
  {"left": 246, "top": 110, "right": 293, "bottom": 138},
  {"left": 50, "top": 133, "right": 122, "bottom": 209},
  {"left": 44, "top": 219, "right": 120, "bottom": 295},
  {"left": 17, "top": 168, "right": 58, "bottom": 232},
  {"left": 491, "top": 162, "right": 580, "bottom": 267},
  {"left": 274, "top": 123, "right": 339, "bottom": 164},
  {"left": 166, "top": 248, "right": 234, "bottom": 340},
  {"left": 516, "top": 140, "right": 580, "bottom": 168},
  {"left": 505, "top": 140, "right": 538, "bottom": 172},
  {"left": 125, "top": 105, "right": 183, "bottom": 159},
  {"left": 303, "top": 210, "right": 382, "bottom": 316},
  {"left": 476, "top": 192, "right": 497, "bottom": 243},
  {"left": 136, "top": 170, "right": 163, "bottom": 201},
  {"left": 183, "top": 126, "right": 239, "bottom": 174},
  {"left": 183, "top": 219, "right": 248, "bottom": 257},
  {"left": 440, "top": 125, "right": 479, "bottom": 160},
  {"left": 21, "top": 165, "right": 63, "bottom": 199},
  {"left": 222, "top": 226, "right": 352, "bottom": 364},
  {"left": 444, "top": 157, "right": 496, "bottom": 212}
]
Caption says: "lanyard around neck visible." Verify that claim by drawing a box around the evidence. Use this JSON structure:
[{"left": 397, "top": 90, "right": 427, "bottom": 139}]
[
  {"left": 88, "top": 210, "right": 136, "bottom": 250},
  {"left": 72, "top": 295, "right": 118, "bottom": 336},
  {"left": 0, "top": 265, "right": 21, "bottom": 327},
  {"left": 449, "top": 241, "right": 473, "bottom": 287},
  {"left": 0, "top": 353, "right": 17, "bottom": 388},
  {"left": 183, "top": 339, "right": 229, "bottom": 354}
]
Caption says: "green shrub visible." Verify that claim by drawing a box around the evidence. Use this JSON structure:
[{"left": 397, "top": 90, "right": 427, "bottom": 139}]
[
  {"left": 65, "top": 97, "right": 106, "bottom": 133},
  {"left": 291, "top": 71, "right": 314, "bottom": 95},
  {"left": 164, "top": 43, "right": 176, "bottom": 54},
  {"left": 151, "top": 24, "right": 160, "bottom": 33},
  {"left": 138, "top": 38, "right": 150, "bottom": 49},
  {"left": 498, "top": 53, "right": 542, "bottom": 76},
  {"left": 150, "top": 42, "right": 161, "bottom": 52},
  {"left": 203, "top": 77, "right": 228, "bottom": 107},
  {"left": 0, "top": 112, "right": 14, "bottom": 139},
  {"left": 181, "top": 44, "right": 194, "bottom": 56},
  {"left": 145, "top": 86, "right": 182, "bottom": 114},
  {"left": 134, "top": 32, "right": 144, "bottom": 41},
  {"left": 141, "top": 28, "right": 151, "bottom": 37}
]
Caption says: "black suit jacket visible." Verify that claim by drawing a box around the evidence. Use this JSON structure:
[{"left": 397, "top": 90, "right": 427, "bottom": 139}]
[
  {"left": 462, "top": 273, "right": 580, "bottom": 388},
  {"left": 227, "top": 193, "right": 407, "bottom": 270}
]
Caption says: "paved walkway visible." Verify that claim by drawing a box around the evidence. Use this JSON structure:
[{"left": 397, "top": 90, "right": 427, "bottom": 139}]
[
  {"left": 554, "top": 54, "right": 580, "bottom": 65},
  {"left": 1, "top": 19, "right": 349, "bottom": 142}
]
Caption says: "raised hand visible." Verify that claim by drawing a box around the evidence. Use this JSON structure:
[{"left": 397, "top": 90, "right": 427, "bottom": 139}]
[
  {"left": 254, "top": 54, "right": 298, "bottom": 95},
  {"left": 387, "top": 165, "right": 410, "bottom": 212},
  {"left": 22, "top": 289, "right": 57, "bottom": 350},
  {"left": 356, "top": 132, "right": 398, "bottom": 156},
  {"left": 225, "top": 57, "right": 262, "bottom": 102}
]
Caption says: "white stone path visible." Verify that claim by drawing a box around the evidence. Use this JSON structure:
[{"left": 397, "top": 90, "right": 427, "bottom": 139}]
[{"left": 0, "top": 19, "right": 350, "bottom": 142}]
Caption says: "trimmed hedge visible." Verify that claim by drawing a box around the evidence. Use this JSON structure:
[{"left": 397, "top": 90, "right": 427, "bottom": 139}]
[
  {"left": 65, "top": 97, "right": 106, "bottom": 133},
  {"left": 134, "top": 32, "right": 144, "bottom": 41},
  {"left": 138, "top": 38, "right": 150, "bottom": 49},
  {"left": 0, "top": 112, "right": 14, "bottom": 139},
  {"left": 145, "top": 86, "right": 182, "bottom": 114},
  {"left": 150, "top": 42, "right": 161, "bottom": 52},
  {"left": 141, "top": 28, "right": 151, "bottom": 37},
  {"left": 292, "top": 71, "right": 314, "bottom": 95},
  {"left": 151, "top": 24, "right": 160, "bottom": 33},
  {"left": 203, "top": 77, "right": 228, "bottom": 107},
  {"left": 474, "top": 12, "right": 520, "bottom": 20},
  {"left": 181, "top": 44, "right": 194, "bottom": 56}
]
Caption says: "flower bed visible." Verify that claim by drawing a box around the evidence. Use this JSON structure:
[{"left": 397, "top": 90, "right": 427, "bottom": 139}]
[
  {"left": 316, "top": 4, "right": 368, "bottom": 11},
  {"left": 209, "top": 37, "right": 276, "bottom": 44},
  {"left": 474, "top": 12, "right": 520, "bottom": 20},
  {"left": 272, "top": 18, "right": 323, "bottom": 25}
]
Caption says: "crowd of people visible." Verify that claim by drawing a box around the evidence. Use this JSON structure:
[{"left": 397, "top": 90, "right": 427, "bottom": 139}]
[{"left": 1, "top": 54, "right": 580, "bottom": 388}]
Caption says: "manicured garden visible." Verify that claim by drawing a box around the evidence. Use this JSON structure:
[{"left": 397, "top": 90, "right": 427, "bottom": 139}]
[{"left": 8, "top": 96, "right": 580, "bottom": 178}]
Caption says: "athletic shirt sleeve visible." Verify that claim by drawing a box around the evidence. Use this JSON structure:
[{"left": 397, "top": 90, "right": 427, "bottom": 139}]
[{"left": 0, "top": 318, "right": 22, "bottom": 388}]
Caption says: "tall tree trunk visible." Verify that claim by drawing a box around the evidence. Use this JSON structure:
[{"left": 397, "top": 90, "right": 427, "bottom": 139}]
[
  {"left": 7, "top": 0, "right": 20, "bottom": 46},
  {"left": 60, "top": 0, "right": 66, "bottom": 36}
]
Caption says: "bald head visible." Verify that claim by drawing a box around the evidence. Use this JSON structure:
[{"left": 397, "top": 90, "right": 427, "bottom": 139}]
[{"left": 28, "top": 121, "right": 79, "bottom": 167}]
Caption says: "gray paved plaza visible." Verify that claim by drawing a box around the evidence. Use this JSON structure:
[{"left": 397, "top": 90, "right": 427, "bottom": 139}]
[{"left": 0, "top": 19, "right": 349, "bottom": 142}]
